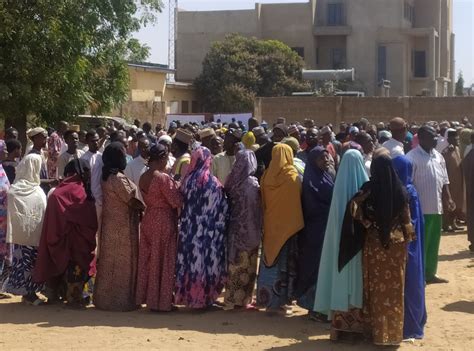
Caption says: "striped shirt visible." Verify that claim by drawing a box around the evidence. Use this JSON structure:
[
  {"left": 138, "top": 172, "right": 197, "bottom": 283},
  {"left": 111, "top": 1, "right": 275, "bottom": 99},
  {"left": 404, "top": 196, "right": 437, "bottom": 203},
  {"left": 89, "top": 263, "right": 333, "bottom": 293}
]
[{"left": 406, "top": 145, "right": 449, "bottom": 215}]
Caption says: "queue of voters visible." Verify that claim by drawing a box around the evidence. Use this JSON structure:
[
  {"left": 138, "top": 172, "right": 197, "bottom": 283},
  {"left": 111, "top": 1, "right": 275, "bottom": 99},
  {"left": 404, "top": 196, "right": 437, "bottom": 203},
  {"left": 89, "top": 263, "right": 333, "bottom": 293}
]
[{"left": 1, "top": 115, "right": 474, "bottom": 347}]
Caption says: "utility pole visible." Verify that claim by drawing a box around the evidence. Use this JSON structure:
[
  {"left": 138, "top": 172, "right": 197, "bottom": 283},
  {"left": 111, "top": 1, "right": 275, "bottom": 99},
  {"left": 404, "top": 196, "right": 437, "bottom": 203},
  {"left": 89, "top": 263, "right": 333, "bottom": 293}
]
[{"left": 168, "top": 0, "right": 177, "bottom": 82}]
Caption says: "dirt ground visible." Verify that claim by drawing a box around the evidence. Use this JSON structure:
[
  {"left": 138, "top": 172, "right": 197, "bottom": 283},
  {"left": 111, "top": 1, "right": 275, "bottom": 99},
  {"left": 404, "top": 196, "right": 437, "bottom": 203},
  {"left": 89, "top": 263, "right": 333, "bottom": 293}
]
[{"left": 1, "top": 230, "right": 473, "bottom": 351}]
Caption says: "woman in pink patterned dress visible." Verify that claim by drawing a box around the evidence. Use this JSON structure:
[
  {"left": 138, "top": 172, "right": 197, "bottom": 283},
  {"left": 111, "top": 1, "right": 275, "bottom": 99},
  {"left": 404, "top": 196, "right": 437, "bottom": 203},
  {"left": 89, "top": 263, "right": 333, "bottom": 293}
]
[{"left": 136, "top": 144, "right": 183, "bottom": 311}]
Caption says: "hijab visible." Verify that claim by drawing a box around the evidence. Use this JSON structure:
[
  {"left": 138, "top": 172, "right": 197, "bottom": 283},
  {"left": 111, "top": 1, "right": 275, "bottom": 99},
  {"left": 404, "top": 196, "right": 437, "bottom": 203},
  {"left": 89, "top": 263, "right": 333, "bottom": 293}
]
[
  {"left": 225, "top": 149, "right": 257, "bottom": 193},
  {"left": 224, "top": 149, "right": 262, "bottom": 264},
  {"left": 102, "top": 142, "right": 127, "bottom": 181},
  {"left": 302, "top": 146, "right": 334, "bottom": 210},
  {"left": 6, "top": 154, "right": 47, "bottom": 246},
  {"left": 261, "top": 144, "right": 304, "bottom": 266},
  {"left": 368, "top": 155, "right": 408, "bottom": 247},
  {"left": 64, "top": 158, "right": 93, "bottom": 200},
  {"left": 181, "top": 146, "right": 214, "bottom": 188}
]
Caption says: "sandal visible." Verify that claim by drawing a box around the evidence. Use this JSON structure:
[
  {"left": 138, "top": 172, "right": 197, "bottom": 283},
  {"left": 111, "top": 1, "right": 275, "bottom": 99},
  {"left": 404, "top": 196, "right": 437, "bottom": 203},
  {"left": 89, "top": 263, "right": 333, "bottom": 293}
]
[
  {"left": 0, "top": 293, "right": 11, "bottom": 300},
  {"left": 22, "top": 294, "right": 46, "bottom": 306}
]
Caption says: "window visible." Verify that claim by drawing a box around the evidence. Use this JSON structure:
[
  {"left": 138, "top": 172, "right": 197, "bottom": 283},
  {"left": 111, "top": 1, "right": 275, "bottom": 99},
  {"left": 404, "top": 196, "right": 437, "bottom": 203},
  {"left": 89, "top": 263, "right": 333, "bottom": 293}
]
[
  {"left": 330, "top": 48, "right": 346, "bottom": 69},
  {"left": 291, "top": 47, "right": 305, "bottom": 59},
  {"left": 192, "top": 100, "right": 199, "bottom": 113},
  {"left": 181, "top": 100, "right": 189, "bottom": 113},
  {"left": 327, "top": 3, "right": 344, "bottom": 26},
  {"left": 414, "top": 51, "right": 426, "bottom": 77},
  {"left": 377, "top": 46, "right": 387, "bottom": 82},
  {"left": 404, "top": 2, "right": 415, "bottom": 23}
]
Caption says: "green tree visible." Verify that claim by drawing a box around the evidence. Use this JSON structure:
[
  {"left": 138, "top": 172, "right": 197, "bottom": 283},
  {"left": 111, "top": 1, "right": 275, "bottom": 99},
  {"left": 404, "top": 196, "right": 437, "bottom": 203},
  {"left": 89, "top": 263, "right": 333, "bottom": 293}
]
[
  {"left": 0, "top": 0, "right": 162, "bottom": 137},
  {"left": 455, "top": 71, "right": 465, "bottom": 96},
  {"left": 194, "top": 34, "right": 310, "bottom": 113}
]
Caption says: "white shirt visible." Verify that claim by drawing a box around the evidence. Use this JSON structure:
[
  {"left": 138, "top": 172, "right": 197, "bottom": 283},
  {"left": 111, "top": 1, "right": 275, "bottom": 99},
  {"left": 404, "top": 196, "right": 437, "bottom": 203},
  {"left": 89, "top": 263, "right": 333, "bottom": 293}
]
[
  {"left": 363, "top": 153, "right": 372, "bottom": 176},
  {"left": 81, "top": 151, "right": 103, "bottom": 206},
  {"left": 124, "top": 155, "right": 148, "bottom": 188},
  {"left": 211, "top": 152, "right": 235, "bottom": 184},
  {"left": 382, "top": 138, "right": 405, "bottom": 158},
  {"left": 57, "top": 149, "right": 85, "bottom": 179},
  {"left": 167, "top": 155, "right": 176, "bottom": 174},
  {"left": 406, "top": 146, "right": 450, "bottom": 215}
]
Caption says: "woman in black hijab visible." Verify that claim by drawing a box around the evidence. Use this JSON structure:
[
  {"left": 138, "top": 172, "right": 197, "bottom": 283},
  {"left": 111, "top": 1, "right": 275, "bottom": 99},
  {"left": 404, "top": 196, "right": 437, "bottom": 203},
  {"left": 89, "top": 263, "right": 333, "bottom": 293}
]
[
  {"left": 339, "top": 154, "right": 415, "bottom": 346},
  {"left": 102, "top": 142, "right": 128, "bottom": 181},
  {"left": 94, "top": 142, "right": 144, "bottom": 312}
]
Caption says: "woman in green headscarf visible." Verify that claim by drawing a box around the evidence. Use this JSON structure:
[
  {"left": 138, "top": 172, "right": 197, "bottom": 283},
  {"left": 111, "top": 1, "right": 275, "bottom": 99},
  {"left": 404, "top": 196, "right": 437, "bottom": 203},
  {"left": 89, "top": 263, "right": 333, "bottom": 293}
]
[{"left": 314, "top": 149, "right": 369, "bottom": 337}]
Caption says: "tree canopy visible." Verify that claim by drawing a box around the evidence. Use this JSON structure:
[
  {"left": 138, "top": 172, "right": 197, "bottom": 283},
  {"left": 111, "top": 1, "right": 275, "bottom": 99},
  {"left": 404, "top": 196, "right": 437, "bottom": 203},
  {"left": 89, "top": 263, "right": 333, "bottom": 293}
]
[
  {"left": 194, "top": 34, "right": 310, "bottom": 113},
  {"left": 455, "top": 71, "right": 465, "bottom": 96},
  {"left": 0, "top": 0, "right": 162, "bottom": 125}
]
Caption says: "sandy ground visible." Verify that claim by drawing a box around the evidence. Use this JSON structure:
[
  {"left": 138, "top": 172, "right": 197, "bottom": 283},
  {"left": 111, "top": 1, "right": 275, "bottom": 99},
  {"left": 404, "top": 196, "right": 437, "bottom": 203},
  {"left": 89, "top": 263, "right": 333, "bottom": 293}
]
[{"left": 1, "top": 230, "right": 473, "bottom": 351}]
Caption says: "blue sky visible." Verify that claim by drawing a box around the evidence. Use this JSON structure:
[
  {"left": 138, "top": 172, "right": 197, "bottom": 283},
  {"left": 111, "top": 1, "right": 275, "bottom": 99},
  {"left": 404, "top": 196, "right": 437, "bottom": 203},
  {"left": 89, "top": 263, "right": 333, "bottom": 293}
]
[{"left": 135, "top": 0, "right": 474, "bottom": 85}]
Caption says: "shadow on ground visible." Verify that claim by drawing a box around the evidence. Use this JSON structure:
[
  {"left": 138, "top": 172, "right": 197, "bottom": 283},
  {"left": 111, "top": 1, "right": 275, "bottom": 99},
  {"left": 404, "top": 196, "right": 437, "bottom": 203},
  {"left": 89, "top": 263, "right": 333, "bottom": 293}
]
[
  {"left": 442, "top": 300, "right": 474, "bottom": 315},
  {"left": 438, "top": 250, "right": 472, "bottom": 262}
]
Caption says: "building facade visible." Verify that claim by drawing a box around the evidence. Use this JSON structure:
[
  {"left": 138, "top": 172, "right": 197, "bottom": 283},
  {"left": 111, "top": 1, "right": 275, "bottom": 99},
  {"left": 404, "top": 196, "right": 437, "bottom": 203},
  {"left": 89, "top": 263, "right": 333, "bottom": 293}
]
[
  {"left": 177, "top": 0, "right": 455, "bottom": 97},
  {"left": 111, "top": 62, "right": 198, "bottom": 124}
]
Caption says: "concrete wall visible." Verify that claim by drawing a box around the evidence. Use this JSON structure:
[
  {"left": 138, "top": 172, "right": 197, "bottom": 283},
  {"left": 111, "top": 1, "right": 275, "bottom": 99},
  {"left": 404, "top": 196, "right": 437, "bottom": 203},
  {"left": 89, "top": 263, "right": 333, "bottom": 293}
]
[
  {"left": 176, "top": 10, "right": 257, "bottom": 82},
  {"left": 259, "top": 2, "right": 316, "bottom": 68},
  {"left": 254, "top": 96, "right": 474, "bottom": 126}
]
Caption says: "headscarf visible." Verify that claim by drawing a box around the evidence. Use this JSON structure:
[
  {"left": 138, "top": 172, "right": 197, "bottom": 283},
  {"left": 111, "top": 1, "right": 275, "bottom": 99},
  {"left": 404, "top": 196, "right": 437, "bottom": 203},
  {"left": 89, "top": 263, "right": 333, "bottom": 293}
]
[
  {"left": 392, "top": 155, "right": 427, "bottom": 339},
  {"left": 242, "top": 131, "right": 256, "bottom": 150},
  {"left": 295, "top": 146, "right": 334, "bottom": 297},
  {"left": 460, "top": 128, "right": 472, "bottom": 157},
  {"left": 181, "top": 146, "right": 214, "bottom": 188},
  {"left": 368, "top": 155, "right": 408, "bottom": 248},
  {"left": 33, "top": 169, "right": 98, "bottom": 283},
  {"left": 303, "top": 147, "right": 334, "bottom": 203},
  {"left": 102, "top": 142, "right": 127, "bottom": 181},
  {"left": 6, "top": 154, "right": 47, "bottom": 246},
  {"left": 314, "top": 149, "right": 368, "bottom": 316},
  {"left": 225, "top": 149, "right": 257, "bottom": 193},
  {"left": 224, "top": 149, "right": 262, "bottom": 263},
  {"left": 261, "top": 144, "right": 304, "bottom": 266},
  {"left": 64, "top": 158, "right": 93, "bottom": 200}
]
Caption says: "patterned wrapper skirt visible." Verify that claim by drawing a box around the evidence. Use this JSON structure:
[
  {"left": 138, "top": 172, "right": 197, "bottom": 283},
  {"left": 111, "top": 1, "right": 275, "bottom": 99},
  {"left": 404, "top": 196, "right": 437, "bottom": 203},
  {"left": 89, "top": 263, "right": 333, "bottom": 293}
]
[
  {"left": 224, "top": 250, "right": 258, "bottom": 307},
  {"left": 256, "top": 238, "right": 297, "bottom": 310},
  {"left": 3, "top": 245, "right": 43, "bottom": 296}
]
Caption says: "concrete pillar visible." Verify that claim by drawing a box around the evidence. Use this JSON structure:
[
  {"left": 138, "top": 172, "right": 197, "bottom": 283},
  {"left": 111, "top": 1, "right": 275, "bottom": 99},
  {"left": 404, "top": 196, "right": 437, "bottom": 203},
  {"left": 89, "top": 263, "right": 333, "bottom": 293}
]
[
  {"left": 429, "top": 31, "right": 437, "bottom": 96},
  {"left": 449, "top": 33, "right": 455, "bottom": 96},
  {"left": 335, "top": 97, "right": 343, "bottom": 126}
]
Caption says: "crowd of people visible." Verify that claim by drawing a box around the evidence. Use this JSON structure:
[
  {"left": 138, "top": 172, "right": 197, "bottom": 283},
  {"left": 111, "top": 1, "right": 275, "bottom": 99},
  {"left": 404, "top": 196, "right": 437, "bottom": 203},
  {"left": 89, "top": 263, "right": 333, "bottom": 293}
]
[{"left": 0, "top": 115, "right": 473, "bottom": 346}]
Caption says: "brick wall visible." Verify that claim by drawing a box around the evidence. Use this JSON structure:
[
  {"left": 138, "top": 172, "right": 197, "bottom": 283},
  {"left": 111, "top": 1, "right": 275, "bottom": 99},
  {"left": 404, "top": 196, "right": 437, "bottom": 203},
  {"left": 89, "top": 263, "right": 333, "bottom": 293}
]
[{"left": 254, "top": 96, "right": 474, "bottom": 126}]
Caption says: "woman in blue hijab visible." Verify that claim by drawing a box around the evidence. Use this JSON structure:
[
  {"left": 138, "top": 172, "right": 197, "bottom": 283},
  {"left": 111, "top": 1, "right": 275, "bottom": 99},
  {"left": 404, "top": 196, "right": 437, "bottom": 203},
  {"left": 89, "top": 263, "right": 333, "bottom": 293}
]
[
  {"left": 314, "top": 150, "right": 369, "bottom": 336},
  {"left": 294, "top": 147, "right": 334, "bottom": 317},
  {"left": 393, "top": 155, "right": 427, "bottom": 340}
]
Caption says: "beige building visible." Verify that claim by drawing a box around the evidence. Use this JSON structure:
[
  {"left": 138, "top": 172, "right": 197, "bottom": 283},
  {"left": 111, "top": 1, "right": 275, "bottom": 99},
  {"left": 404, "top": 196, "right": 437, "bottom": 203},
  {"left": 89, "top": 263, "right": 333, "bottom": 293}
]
[
  {"left": 177, "top": 0, "right": 455, "bottom": 97},
  {"left": 113, "top": 62, "right": 198, "bottom": 124}
]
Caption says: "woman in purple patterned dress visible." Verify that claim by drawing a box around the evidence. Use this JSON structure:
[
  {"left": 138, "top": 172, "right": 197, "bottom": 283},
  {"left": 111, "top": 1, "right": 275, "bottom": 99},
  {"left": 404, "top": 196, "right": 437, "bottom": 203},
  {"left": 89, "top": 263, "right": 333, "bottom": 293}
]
[
  {"left": 223, "top": 148, "right": 262, "bottom": 310},
  {"left": 174, "top": 146, "right": 229, "bottom": 309}
]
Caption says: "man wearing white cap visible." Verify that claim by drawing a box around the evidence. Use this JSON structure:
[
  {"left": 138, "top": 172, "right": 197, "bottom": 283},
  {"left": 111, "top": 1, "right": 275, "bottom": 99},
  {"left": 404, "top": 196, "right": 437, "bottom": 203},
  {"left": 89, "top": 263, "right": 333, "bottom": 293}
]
[
  {"left": 27, "top": 128, "right": 57, "bottom": 193},
  {"left": 158, "top": 134, "right": 176, "bottom": 174},
  {"left": 383, "top": 117, "right": 407, "bottom": 158}
]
